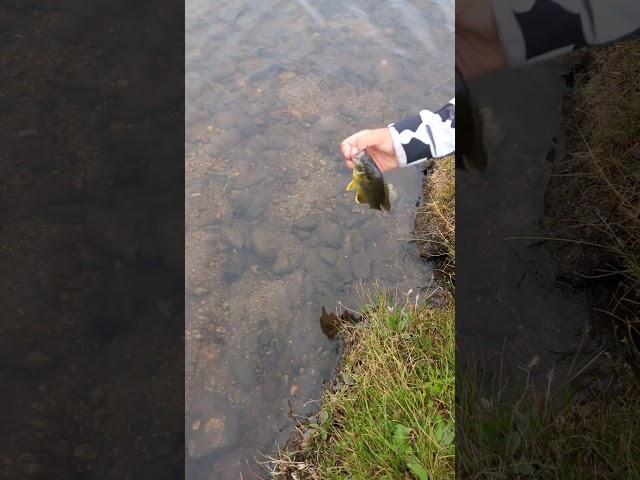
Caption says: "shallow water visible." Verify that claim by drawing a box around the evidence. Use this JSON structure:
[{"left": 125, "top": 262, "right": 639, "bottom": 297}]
[
  {"left": 185, "top": 1, "right": 454, "bottom": 478},
  {"left": 457, "top": 61, "right": 593, "bottom": 383}
]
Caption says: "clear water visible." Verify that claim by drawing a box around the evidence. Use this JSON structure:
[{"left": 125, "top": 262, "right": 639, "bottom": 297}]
[{"left": 185, "top": 0, "right": 453, "bottom": 478}]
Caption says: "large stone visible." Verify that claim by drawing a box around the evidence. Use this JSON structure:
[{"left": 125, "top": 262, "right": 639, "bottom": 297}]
[
  {"left": 272, "top": 252, "right": 295, "bottom": 275},
  {"left": 293, "top": 214, "right": 318, "bottom": 231},
  {"left": 351, "top": 251, "right": 372, "bottom": 279},
  {"left": 250, "top": 225, "right": 280, "bottom": 260},
  {"left": 317, "top": 222, "right": 343, "bottom": 248},
  {"left": 317, "top": 246, "right": 338, "bottom": 265}
]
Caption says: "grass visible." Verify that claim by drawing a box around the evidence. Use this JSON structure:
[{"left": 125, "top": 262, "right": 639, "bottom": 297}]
[
  {"left": 414, "top": 155, "right": 456, "bottom": 282},
  {"left": 457, "top": 349, "right": 640, "bottom": 479},
  {"left": 267, "top": 290, "right": 455, "bottom": 479},
  {"left": 544, "top": 40, "right": 640, "bottom": 313},
  {"left": 455, "top": 40, "right": 640, "bottom": 480}
]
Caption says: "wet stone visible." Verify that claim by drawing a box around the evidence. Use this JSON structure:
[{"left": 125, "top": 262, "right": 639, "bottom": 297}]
[
  {"left": 306, "top": 254, "right": 334, "bottom": 282},
  {"left": 351, "top": 251, "right": 372, "bottom": 279},
  {"left": 318, "top": 222, "right": 343, "bottom": 248},
  {"left": 244, "top": 195, "right": 268, "bottom": 220},
  {"left": 220, "top": 224, "right": 244, "bottom": 250},
  {"left": 193, "top": 287, "right": 210, "bottom": 296},
  {"left": 231, "top": 359, "right": 257, "bottom": 391},
  {"left": 351, "top": 232, "right": 365, "bottom": 252},
  {"left": 304, "top": 236, "right": 320, "bottom": 248},
  {"left": 293, "top": 214, "right": 318, "bottom": 231},
  {"left": 294, "top": 229, "right": 312, "bottom": 240},
  {"left": 318, "top": 246, "right": 338, "bottom": 265},
  {"left": 272, "top": 252, "right": 295, "bottom": 275},
  {"left": 250, "top": 225, "right": 280, "bottom": 261},
  {"left": 234, "top": 170, "right": 268, "bottom": 190},
  {"left": 188, "top": 398, "right": 240, "bottom": 459},
  {"left": 335, "top": 257, "right": 353, "bottom": 282},
  {"left": 360, "top": 220, "right": 386, "bottom": 242}
]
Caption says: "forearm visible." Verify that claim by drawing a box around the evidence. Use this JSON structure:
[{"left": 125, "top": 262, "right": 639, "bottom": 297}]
[
  {"left": 388, "top": 98, "right": 456, "bottom": 167},
  {"left": 493, "top": 0, "right": 640, "bottom": 65}
]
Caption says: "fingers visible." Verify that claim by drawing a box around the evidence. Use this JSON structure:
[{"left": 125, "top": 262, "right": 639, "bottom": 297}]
[
  {"left": 351, "top": 129, "right": 386, "bottom": 152},
  {"left": 340, "top": 129, "right": 370, "bottom": 161}
]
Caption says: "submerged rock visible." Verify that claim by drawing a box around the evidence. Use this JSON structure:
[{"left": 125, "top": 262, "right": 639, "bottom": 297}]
[
  {"left": 351, "top": 251, "right": 371, "bottom": 279},
  {"left": 188, "top": 396, "right": 240, "bottom": 459},
  {"left": 293, "top": 214, "right": 318, "bottom": 231},
  {"left": 272, "top": 252, "right": 295, "bottom": 275},
  {"left": 317, "top": 222, "right": 343, "bottom": 248},
  {"left": 250, "top": 225, "right": 280, "bottom": 260},
  {"left": 220, "top": 224, "right": 244, "bottom": 250},
  {"left": 317, "top": 246, "right": 338, "bottom": 265}
]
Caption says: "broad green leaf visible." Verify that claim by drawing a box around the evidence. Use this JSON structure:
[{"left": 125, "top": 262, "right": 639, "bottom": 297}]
[
  {"left": 318, "top": 410, "right": 329, "bottom": 425},
  {"left": 393, "top": 423, "right": 413, "bottom": 446},
  {"left": 407, "top": 462, "right": 429, "bottom": 480}
]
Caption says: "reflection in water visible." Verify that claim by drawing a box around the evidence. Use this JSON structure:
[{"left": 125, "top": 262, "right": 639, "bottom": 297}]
[
  {"left": 185, "top": 0, "right": 453, "bottom": 477},
  {"left": 457, "top": 61, "right": 592, "bottom": 382}
]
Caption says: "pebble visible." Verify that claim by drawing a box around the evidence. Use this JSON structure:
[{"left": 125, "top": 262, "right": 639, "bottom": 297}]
[
  {"left": 193, "top": 287, "right": 209, "bottom": 296},
  {"left": 187, "top": 399, "right": 240, "bottom": 459},
  {"left": 278, "top": 71, "right": 297, "bottom": 82}
]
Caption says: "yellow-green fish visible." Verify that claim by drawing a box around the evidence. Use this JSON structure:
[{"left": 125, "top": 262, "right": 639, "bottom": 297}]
[{"left": 346, "top": 153, "right": 391, "bottom": 211}]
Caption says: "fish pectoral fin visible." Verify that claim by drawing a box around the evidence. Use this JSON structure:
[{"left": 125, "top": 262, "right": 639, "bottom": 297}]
[
  {"left": 346, "top": 180, "right": 356, "bottom": 191},
  {"left": 355, "top": 193, "right": 362, "bottom": 204},
  {"left": 381, "top": 185, "right": 391, "bottom": 211}
]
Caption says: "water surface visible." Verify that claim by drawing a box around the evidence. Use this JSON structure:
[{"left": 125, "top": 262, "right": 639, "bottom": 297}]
[{"left": 185, "top": 1, "right": 454, "bottom": 478}]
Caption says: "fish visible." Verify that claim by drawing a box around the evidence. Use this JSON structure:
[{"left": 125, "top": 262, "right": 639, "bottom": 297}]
[{"left": 346, "top": 152, "right": 391, "bottom": 211}]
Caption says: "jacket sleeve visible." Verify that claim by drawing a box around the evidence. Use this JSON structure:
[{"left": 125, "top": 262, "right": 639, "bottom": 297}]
[
  {"left": 493, "top": 0, "right": 640, "bottom": 66},
  {"left": 388, "top": 98, "right": 455, "bottom": 167}
]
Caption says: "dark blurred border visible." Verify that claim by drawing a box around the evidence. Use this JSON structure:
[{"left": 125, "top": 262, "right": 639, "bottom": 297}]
[
  {"left": 456, "top": 4, "right": 640, "bottom": 478},
  {"left": 1, "top": 1, "right": 184, "bottom": 478}
]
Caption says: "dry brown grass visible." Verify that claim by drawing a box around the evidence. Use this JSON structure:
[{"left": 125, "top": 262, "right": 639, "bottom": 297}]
[
  {"left": 414, "top": 155, "right": 455, "bottom": 282},
  {"left": 544, "top": 40, "right": 640, "bottom": 320}
]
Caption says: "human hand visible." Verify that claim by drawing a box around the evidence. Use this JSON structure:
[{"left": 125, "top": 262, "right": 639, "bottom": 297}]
[
  {"left": 456, "top": 0, "right": 507, "bottom": 79},
  {"left": 339, "top": 128, "right": 399, "bottom": 173}
]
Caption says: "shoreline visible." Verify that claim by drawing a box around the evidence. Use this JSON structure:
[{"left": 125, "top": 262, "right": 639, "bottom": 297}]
[{"left": 268, "top": 158, "right": 456, "bottom": 478}]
